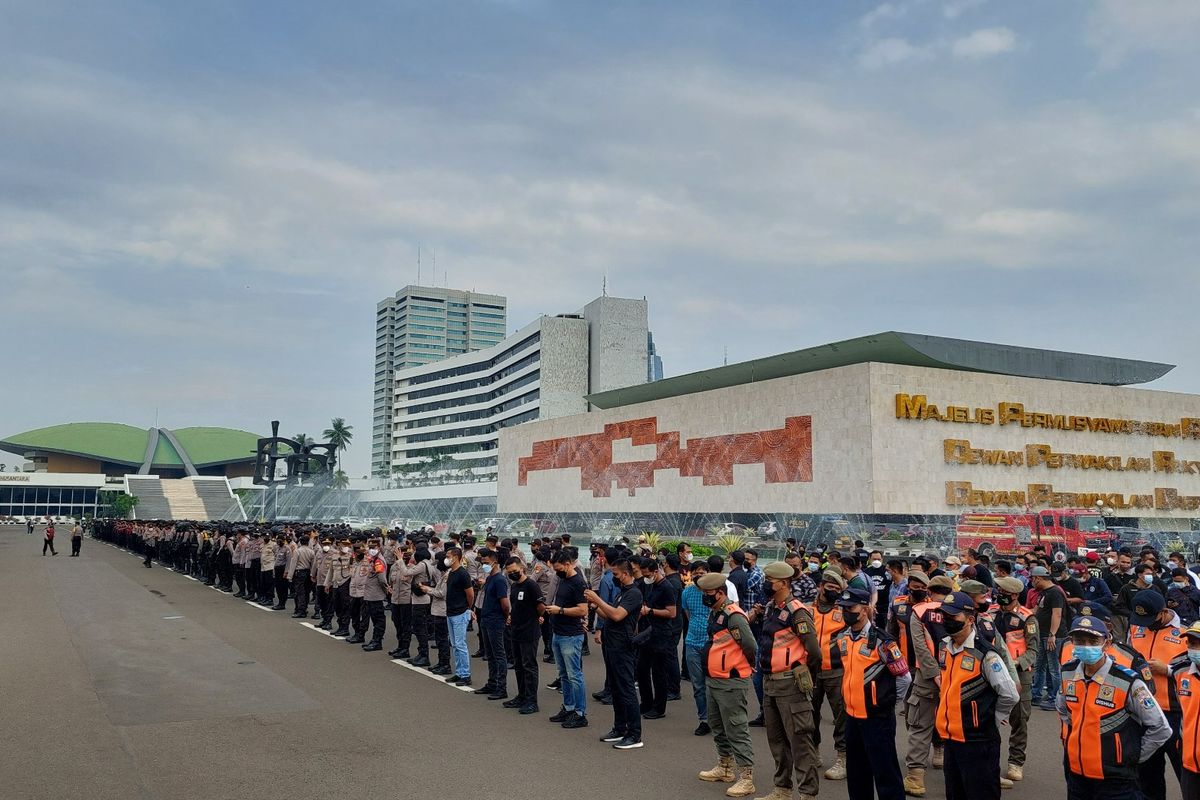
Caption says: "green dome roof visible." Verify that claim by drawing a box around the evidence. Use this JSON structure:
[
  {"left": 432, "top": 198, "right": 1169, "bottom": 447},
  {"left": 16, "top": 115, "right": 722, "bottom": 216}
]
[{"left": 0, "top": 423, "right": 261, "bottom": 468}]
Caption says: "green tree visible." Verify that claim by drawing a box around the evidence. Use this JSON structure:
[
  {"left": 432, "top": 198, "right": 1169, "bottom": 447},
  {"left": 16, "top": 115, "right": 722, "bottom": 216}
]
[
  {"left": 100, "top": 492, "right": 139, "bottom": 519},
  {"left": 332, "top": 470, "right": 350, "bottom": 490},
  {"left": 323, "top": 418, "right": 354, "bottom": 470},
  {"left": 0, "top": 464, "right": 6, "bottom": 472}
]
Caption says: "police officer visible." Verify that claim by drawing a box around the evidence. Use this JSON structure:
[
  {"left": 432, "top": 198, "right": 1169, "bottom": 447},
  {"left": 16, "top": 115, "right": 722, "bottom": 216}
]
[
  {"left": 257, "top": 532, "right": 277, "bottom": 604},
  {"left": 1168, "top": 621, "right": 1200, "bottom": 800},
  {"left": 755, "top": 561, "right": 822, "bottom": 800},
  {"left": 360, "top": 537, "right": 389, "bottom": 651},
  {"left": 323, "top": 537, "right": 353, "bottom": 636},
  {"left": 695, "top": 570, "right": 758, "bottom": 798},
  {"left": 288, "top": 531, "right": 315, "bottom": 618},
  {"left": 836, "top": 585, "right": 910, "bottom": 800},
  {"left": 812, "top": 571, "right": 849, "bottom": 781},
  {"left": 312, "top": 536, "right": 332, "bottom": 623},
  {"left": 903, "top": 574, "right": 954, "bottom": 796},
  {"left": 886, "top": 569, "right": 928, "bottom": 674},
  {"left": 935, "top": 591, "right": 1019, "bottom": 800},
  {"left": 1128, "top": 588, "right": 1187, "bottom": 800},
  {"left": 993, "top": 576, "right": 1039, "bottom": 783},
  {"left": 1058, "top": 613, "right": 1172, "bottom": 800}
]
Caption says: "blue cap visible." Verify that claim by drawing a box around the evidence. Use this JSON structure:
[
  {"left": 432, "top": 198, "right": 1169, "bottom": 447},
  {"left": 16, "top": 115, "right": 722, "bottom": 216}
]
[
  {"left": 836, "top": 586, "right": 872, "bottom": 607},
  {"left": 1069, "top": 615, "right": 1109, "bottom": 637},
  {"left": 1130, "top": 589, "right": 1166, "bottom": 627},
  {"left": 940, "top": 591, "right": 977, "bottom": 615},
  {"left": 1076, "top": 601, "right": 1111, "bottom": 623}
]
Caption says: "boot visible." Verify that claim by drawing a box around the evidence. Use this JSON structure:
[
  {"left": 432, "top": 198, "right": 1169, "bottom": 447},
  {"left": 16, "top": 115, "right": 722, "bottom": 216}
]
[
  {"left": 699, "top": 756, "right": 735, "bottom": 783},
  {"left": 903, "top": 768, "right": 927, "bottom": 797},
  {"left": 726, "top": 767, "right": 755, "bottom": 798},
  {"left": 752, "top": 787, "right": 792, "bottom": 800},
  {"left": 931, "top": 744, "right": 944, "bottom": 769},
  {"left": 823, "top": 752, "right": 846, "bottom": 781},
  {"left": 1005, "top": 764, "right": 1023, "bottom": 782},
  {"left": 1000, "top": 777, "right": 1014, "bottom": 790}
]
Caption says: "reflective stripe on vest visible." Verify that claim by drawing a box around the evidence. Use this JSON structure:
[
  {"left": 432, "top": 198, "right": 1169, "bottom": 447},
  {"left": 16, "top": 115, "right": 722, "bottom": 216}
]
[
  {"left": 707, "top": 603, "right": 753, "bottom": 680},
  {"left": 839, "top": 630, "right": 898, "bottom": 720},
  {"left": 761, "top": 599, "right": 810, "bottom": 675},
  {"left": 1130, "top": 625, "right": 1186, "bottom": 711},
  {"left": 1061, "top": 663, "right": 1141, "bottom": 780},
  {"left": 935, "top": 643, "right": 999, "bottom": 743},
  {"left": 814, "top": 605, "right": 846, "bottom": 672}
]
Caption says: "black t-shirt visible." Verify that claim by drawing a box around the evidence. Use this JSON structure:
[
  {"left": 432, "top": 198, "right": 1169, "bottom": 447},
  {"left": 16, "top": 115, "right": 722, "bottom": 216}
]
[
  {"left": 552, "top": 572, "right": 587, "bottom": 636},
  {"left": 647, "top": 578, "right": 679, "bottom": 642},
  {"left": 1057, "top": 576, "right": 1085, "bottom": 605},
  {"left": 972, "top": 564, "right": 994, "bottom": 588},
  {"left": 509, "top": 577, "right": 543, "bottom": 642},
  {"left": 664, "top": 573, "right": 685, "bottom": 635},
  {"left": 602, "top": 583, "right": 644, "bottom": 650},
  {"left": 1035, "top": 584, "right": 1069, "bottom": 637},
  {"left": 446, "top": 567, "right": 472, "bottom": 617}
]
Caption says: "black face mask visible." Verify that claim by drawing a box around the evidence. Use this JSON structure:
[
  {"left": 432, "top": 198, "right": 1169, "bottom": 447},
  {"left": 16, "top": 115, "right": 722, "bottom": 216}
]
[
  {"left": 909, "top": 588, "right": 928, "bottom": 602},
  {"left": 841, "top": 610, "right": 862, "bottom": 626},
  {"left": 506, "top": 572, "right": 521, "bottom": 582},
  {"left": 701, "top": 593, "right": 718, "bottom": 607},
  {"left": 996, "top": 594, "right": 1014, "bottom": 607},
  {"left": 822, "top": 589, "right": 841, "bottom": 603},
  {"left": 943, "top": 617, "right": 967, "bottom": 635},
  {"left": 554, "top": 569, "right": 566, "bottom": 579}
]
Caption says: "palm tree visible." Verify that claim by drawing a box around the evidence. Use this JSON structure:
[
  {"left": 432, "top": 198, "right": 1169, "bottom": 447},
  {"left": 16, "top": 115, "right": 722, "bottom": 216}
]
[
  {"left": 323, "top": 418, "right": 354, "bottom": 469},
  {"left": 332, "top": 470, "right": 350, "bottom": 490},
  {"left": 292, "top": 433, "right": 312, "bottom": 452}
]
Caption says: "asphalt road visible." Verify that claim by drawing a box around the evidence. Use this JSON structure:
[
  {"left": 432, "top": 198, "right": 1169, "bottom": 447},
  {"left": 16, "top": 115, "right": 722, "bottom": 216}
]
[{"left": 0, "top": 526, "right": 1181, "bottom": 800}]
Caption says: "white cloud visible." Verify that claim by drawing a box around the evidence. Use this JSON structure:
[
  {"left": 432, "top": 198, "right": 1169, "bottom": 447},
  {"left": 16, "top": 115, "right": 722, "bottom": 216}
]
[
  {"left": 860, "top": 3, "right": 907, "bottom": 27},
  {"left": 1086, "top": 0, "right": 1200, "bottom": 67},
  {"left": 956, "top": 208, "right": 1087, "bottom": 238},
  {"left": 951, "top": 27, "right": 1016, "bottom": 59},
  {"left": 943, "top": 0, "right": 985, "bottom": 20},
  {"left": 858, "top": 37, "right": 933, "bottom": 69}
]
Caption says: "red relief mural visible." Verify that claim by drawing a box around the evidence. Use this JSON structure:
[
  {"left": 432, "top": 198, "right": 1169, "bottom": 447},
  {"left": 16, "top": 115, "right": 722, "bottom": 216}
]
[{"left": 517, "top": 416, "right": 813, "bottom": 498}]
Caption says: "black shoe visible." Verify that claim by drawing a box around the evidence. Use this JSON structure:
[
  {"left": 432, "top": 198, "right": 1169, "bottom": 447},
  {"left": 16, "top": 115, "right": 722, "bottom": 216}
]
[
  {"left": 666, "top": 693, "right": 681, "bottom": 701},
  {"left": 599, "top": 695, "right": 613, "bottom": 705},
  {"left": 582, "top": 647, "right": 590, "bottom": 656},
  {"left": 411, "top": 656, "right": 431, "bottom": 667},
  {"left": 613, "top": 736, "right": 643, "bottom": 750},
  {"left": 487, "top": 692, "right": 508, "bottom": 700},
  {"left": 506, "top": 662, "right": 515, "bottom": 670},
  {"left": 473, "top": 685, "right": 496, "bottom": 695},
  {"left": 362, "top": 642, "right": 382, "bottom": 652},
  {"left": 642, "top": 709, "right": 665, "bottom": 720},
  {"left": 456, "top": 677, "right": 471, "bottom": 688},
  {"left": 519, "top": 704, "right": 539, "bottom": 715},
  {"left": 748, "top": 715, "right": 765, "bottom": 727},
  {"left": 318, "top": 622, "right": 333, "bottom": 631},
  {"left": 311, "top": 612, "right": 321, "bottom": 620},
  {"left": 549, "top": 706, "right": 571, "bottom": 723},
  {"left": 547, "top": 678, "right": 561, "bottom": 690},
  {"left": 471, "top": 650, "right": 484, "bottom": 658},
  {"left": 429, "top": 665, "right": 451, "bottom": 675},
  {"left": 600, "top": 729, "right": 626, "bottom": 743},
  {"left": 592, "top": 690, "right": 611, "bottom": 701},
  {"left": 543, "top": 654, "right": 555, "bottom": 663},
  {"left": 271, "top": 604, "right": 287, "bottom": 611},
  {"left": 387, "top": 649, "right": 402, "bottom": 658},
  {"left": 347, "top": 635, "right": 365, "bottom": 644},
  {"left": 331, "top": 628, "right": 350, "bottom": 637},
  {"left": 233, "top": 593, "right": 246, "bottom": 599},
  {"left": 290, "top": 612, "right": 304, "bottom": 618},
  {"left": 503, "top": 698, "right": 524, "bottom": 708},
  {"left": 561, "top": 712, "right": 588, "bottom": 729},
  {"left": 694, "top": 722, "right": 711, "bottom": 736},
  {"left": 445, "top": 674, "right": 465, "bottom": 684}
]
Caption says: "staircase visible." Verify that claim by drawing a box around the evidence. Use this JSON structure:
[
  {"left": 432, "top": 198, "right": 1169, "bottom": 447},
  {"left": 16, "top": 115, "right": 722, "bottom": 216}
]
[{"left": 124, "top": 476, "right": 246, "bottom": 521}]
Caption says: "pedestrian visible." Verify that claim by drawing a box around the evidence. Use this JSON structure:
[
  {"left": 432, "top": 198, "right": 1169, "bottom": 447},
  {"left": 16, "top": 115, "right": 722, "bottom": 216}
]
[
  {"left": 27, "top": 518, "right": 34, "bottom": 536},
  {"left": 637, "top": 555, "right": 678, "bottom": 720},
  {"left": 504, "top": 556, "right": 544, "bottom": 715},
  {"left": 756, "top": 561, "right": 822, "bottom": 800},
  {"left": 681, "top": 558, "right": 713, "bottom": 735},
  {"left": 993, "top": 576, "right": 1039, "bottom": 783},
  {"left": 1168, "top": 621, "right": 1200, "bottom": 800},
  {"left": 312, "top": 536, "right": 331, "bottom": 625},
  {"left": 231, "top": 529, "right": 248, "bottom": 597},
  {"left": 322, "top": 538, "right": 353, "bottom": 636},
  {"left": 812, "top": 570, "right": 849, "bottom": 781},
  {"left": 288, "top": 531, "right": 315, "bottom": 617},
  {"left": 545, "top": 549, "right": 589, "bottom": 729},
  {"left": 836, "top": 585, "right": 909, "bottom": 800},
  {"left": 473, "top": 547, "right": 511, "bottom": 699},
  {"left": 1030, "top": 565, "right": 1067, "bottom": 710},
  {"left": 442, "top": 546, "right": 475, "bottom": 687},
  {"left": 271, "top": 533, "right": 289, "bottom": 609},
  {"left": 425, "top": 549, "right": 453, "bottom": 675},
  {"left": 587, "top": 557, "right": 644, "bottom": 749},
  {"left": 1059, "top": 613, "right": 1171, "bottom": 800},
  {"left": 43, "top": 521, "right": 58, "bottom": 556},
  {"left": 387, "top": 541, "right": 414, "bottom": 659},
  {"left": 1128, "top": 588, "right": 1187, "bottom": 800},
  {"left": 70, "top": 520, "right": 82, "bottom": 556},
  {"left": 935, "top": 591, "right": 1019, "bottom": 800},
  {"left": 695, "top": 570, "right": 758, "bottom": 798},
  {"left": 591, "top": 547, "right": 621, "bottom": 706}
]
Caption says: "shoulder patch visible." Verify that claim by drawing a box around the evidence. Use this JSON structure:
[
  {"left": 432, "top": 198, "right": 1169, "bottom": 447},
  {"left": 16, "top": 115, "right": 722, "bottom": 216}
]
[
  {"left": 731, "top": 628, "right": 742, "bottom": 642},
  {"left": 991, "top": 660, "right": 1004, "bottom": 673},
  {"left": 1026, "top": 622, "right": 1037, "bottom": 635},
  {"left": 796, "top": 621, "right": 809, "bottom": 634}
]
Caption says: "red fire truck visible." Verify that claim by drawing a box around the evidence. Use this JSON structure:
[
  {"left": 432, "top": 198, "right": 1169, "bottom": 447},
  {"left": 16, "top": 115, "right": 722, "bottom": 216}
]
[{"left": 955, "top": 508, "right": 1115, "bottom": 557}]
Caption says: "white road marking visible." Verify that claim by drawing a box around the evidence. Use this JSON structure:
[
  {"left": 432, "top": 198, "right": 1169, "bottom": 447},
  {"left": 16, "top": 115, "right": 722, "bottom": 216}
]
[
  {"left": 300, "top": 621, "right": 338, "bottom": 638},
  {"left": 244, "top": 601, "right": 273, "bottom": 611},
  {"left": 391, "top": 658, "right": 474, "bottom": 692},
  {"left": 163, "top": 615, "right": 184, "bottom": 620}
]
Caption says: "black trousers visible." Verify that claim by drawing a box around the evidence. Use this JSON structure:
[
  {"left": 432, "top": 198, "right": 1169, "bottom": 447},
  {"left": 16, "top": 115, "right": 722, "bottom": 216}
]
[
  {"left": 1181, "top": 768, "right": 1200, "bottom": 800},
  {"left": 846, "top": 714, "right": 905, "bottom": 800},
  {"left": 665, "top": 632, "right": 682, "bottom": 695},
  {"left": 334, "top": 580, "right": 351, "bottom": 629},
  {"left": 1067, "top": 772, "right": 1142, "bottom": 800},
  {"left": 273, "top": 567, "right": 287, "bottom": 605},
  {"left": 218, "top": 554, "right": 233, "bottom": 588},
  {"left": 484, "top": 618, "right": 507, "bottom": 692},
  {"left": 605, "top": 644, "right": 640, "bottom": 739},
  {"left": 234, "top": 566, "right": 246, "bottom": 594},
  {"left": 247, "top": 561, "right": 259, "bottom": 598},
  {"left": 44, "top": 538, "right": 58, "bottom": 556},
  {"left": 292, "top": 569, "right": 310, "bottom": 613},
  {"left": 638, "top": 642, "right": 670, "bottom": 714},
  {"left": 142, "top": 542, "right": 152, "bottom": 565},
  {"left": 432, "top": 614, "right": 450, "bottom": 667},
  {"left": 541, "top": 617, "right": 553, "bottom": 655},
  {"left": 259, "top": 570, "right": 274, "bottom": 601},
  {"left": 317, "top": 586, "right": 331, "bottom": 621},
  {"left": 71, "top": 537, "right": 81, "bottom": 556},
  {"left": 1139, "top": 722, "right": 1183, "bottom": 800},
  {"left": 944, "top": 738, "right": 1000, "bottom": 800},
  {"left": 514, "top": 638, "right": 539, "bottom": 705},
  {"left": 350, "top": 596, "right": 367, "bottom": 635},
  {"left": 366, "top": 599, "right": 386, "bottom": 643},
  {"left": 391, "top": 603, "right": 413, "bottom": 653},
  {"left": 411, "top": 605, "right": 431, "bottom": 658}
]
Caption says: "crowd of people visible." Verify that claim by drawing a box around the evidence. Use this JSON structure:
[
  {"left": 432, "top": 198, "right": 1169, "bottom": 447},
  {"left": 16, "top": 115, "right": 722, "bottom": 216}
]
[{"left": 86, "top": 519, "right": 1200, "bottom": 800}]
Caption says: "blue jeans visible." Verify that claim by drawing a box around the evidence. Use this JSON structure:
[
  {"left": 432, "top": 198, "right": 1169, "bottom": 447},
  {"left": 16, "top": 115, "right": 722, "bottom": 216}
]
[
  {"left": 448, "top": 611, "right": 472, "bottom": 678},
  {"left": 1032, "top": 636, "right": 1060, "bottom": 701},
  {"left": 685, "top": 644, "right": 707, "bottom": 721},
  {"left": 553, "top": 633, "right": 586, "bottom": 715}
]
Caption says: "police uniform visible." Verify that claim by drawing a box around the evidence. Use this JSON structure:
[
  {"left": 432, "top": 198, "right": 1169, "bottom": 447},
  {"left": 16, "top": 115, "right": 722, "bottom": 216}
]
[
  {"left": 836, "top": 587, "right": 910, "bottom": 800},
  {"left": 812, "top": 571, "right": 849, "bottom": 767},
  {"left": 360, "top": 548, "right": 389, "bottom": 651},
  {"left": 903, "top": 577, "right": 954, "bottom": 794},
  {"left": 756, "top": 562, "right": 822, "bottom": 799},
  {"left": 1128, "top": 589, "right": 1187, "bottom": 800},
  {"left": 935, "top": 592, "right": 1018, "bottom": 800},
  {"left": 1058, "top": 614, "right": 1172, "bottom": 800},
  {"left": 322, "top": 541, "right": 353, "bottom": 636},
  {"left": 1167, "top": 622, "right": 1200, "bottom": 800},
  {"left": 994, "top": 576, "right": 1040, "bottom": 779},
  {"left": 312, "top": 539, "right": 332, "bottom": 624},
  {"left": 288, "top": 539, "right": 315, "bottom": 617}
]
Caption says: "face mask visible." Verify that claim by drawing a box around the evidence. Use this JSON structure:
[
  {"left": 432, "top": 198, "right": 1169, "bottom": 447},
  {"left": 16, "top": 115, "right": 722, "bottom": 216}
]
[
  {"left": 1106, "top": 558, "right": 1116, "bottom": 566},
  {"left": 682, "top": 553, "right": 692, "bottom": 563},
  {"left": 870, "top": 560, "right": 882, "bottom": 569},
  {"left": 1189, "top": 651, "right": 1200, "bottom": 667},
  {"left": 909, "top": 588, "right": 928, "bottom": 601},
  {"left": 808, "top": 563, "right": 820, "bottom": 572},
  {"left": 340, "top": 546, "right": 350, "bottom": 554},
  {"left": 701, "top": 593, "right": 718, "bottom": 607},
  {"left": 643, "top": 576, "right": 654, "bottom": 585},
  {"left": 482, "top": 564, "right": 493, "bottom": 575},
  {"left": 1175, "top": 582, "right": 1189, "bottom": 590},
  {"left": 942, "top": 617, "right": 967, "bottom": 635},
  {"left": 946, "top": 567, "right": 958, "bottom": 576},
  {"left": 996, "top": 594, "right": 1014, "bottom": 607},
  {"left": 322, "top": 545, "right": 330, "bottom": 553},
  {"left": 842, "top": 610, "right": 862, "bottom": 626},
  {"left": 1142, "top": 574, "right": 1154, "bottom": 585},
  {"left": 367, "top": 548, "right": 378, "bottom": 557},
  {"left": 554, "top": 569, "right": 565, "bottom": 579},
  {"left": 507, "top": 571, "right": 521, "bottom": 582},
  {"left": 1074, "top": 645, "right": 1105, "bottom": 665},
  {"left": 437, "top": 559, "right": 450, "bottom": 571},
  {"left": 822, "top": 589, "right": 840, "bottom": 602}
]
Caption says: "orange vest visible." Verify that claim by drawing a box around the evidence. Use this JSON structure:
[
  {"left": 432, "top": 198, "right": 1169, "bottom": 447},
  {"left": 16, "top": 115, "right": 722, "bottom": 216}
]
[
  {"left": 890, "top": 594, "right": 913, "bottom": 666},
  {"left": 1061, "top": 661, "right": 1142, "bottom": 779},
  {"left": 1172, "top": 661, "right": 1200, "bottom": 774},
  {"left": 760, "top": 598, "right": 810, "bottom": 675},
  {"left": 814, "top": 604, "right": 847, "bottom": 672},
  {"left": 706, "top": 602, "right": 753, "bottom": 680},
  {"left": 1130, "top": 624, "right": 1187, "bottom": 710},
  {"left": 838, "top": 627, "right": 903, "bottom": 719},
  {"left": 999, "top": 606, "right": 1034, "bottom": 664},
  {"left": 936, "top": 640, "right": 999, "bottom": 743}
]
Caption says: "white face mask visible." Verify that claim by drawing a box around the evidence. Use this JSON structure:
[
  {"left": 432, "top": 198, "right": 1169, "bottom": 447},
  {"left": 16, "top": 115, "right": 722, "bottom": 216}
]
[
  {"left": 322, "top": 545, "right": 330, "bottom": 553},
  {"left": 482, "top": 563, "right": 493, "bottom": 575},
  {"left": 870, "top": 560, "right": 882, "bottom": 569},
  {"left": 341, "top": 546, "right": 350, "bottom": 555},
  {"left": 368, "top": 548, "right": 379, "bottom": 557}
]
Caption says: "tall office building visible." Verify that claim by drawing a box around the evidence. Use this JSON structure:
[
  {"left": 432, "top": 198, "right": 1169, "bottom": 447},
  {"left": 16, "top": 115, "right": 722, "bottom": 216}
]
[
  {"left": 372, "top": 286, "right": 507, "bottom": 476},
  {"left": 647, "top": 331, "right": 664, "bottom": 382}
]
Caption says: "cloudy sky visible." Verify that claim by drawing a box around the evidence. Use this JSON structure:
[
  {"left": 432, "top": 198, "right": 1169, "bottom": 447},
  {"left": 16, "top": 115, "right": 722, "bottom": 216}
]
[{"left": 3, "top": 0, "right": 1198, "bottom": 476}]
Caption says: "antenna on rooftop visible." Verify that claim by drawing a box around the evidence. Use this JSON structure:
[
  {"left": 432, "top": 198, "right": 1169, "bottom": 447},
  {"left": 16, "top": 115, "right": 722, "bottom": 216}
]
[
  {"left": 602, "top": 274, "right": 608, "bottom": 296},
  {"left": 723, "top": 346, "right": 728, "bottom": 366}
]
